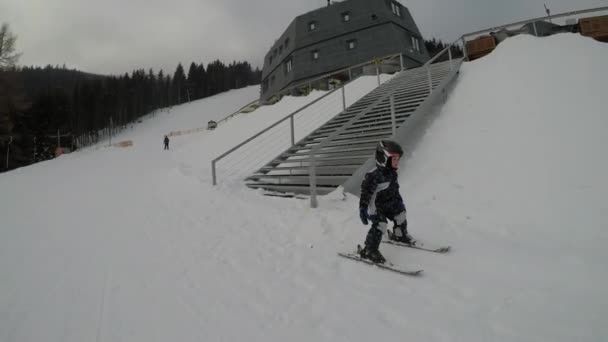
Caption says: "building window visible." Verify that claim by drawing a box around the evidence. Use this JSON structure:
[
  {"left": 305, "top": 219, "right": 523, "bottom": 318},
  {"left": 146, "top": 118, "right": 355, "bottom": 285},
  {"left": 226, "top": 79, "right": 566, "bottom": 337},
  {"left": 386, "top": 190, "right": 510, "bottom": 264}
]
[
  {"left": 346, "top": 39, "right": 357, "bottom": 50},
  {"left": 411, "top": 36, "right": 420, "bottom": 52},
  {"left": 391, "top": 2, "right": 401, "bottom": 16},
  {"left": 342, "top": 12, "right": 350, "bottom": 22},
  {"left": 312, "top": 50, "right": 319, "bottom": 60},
  {"left": 371, "top": 14, "right": 377, "bottom": 20},
  {"left": 285, "top": 37, "right": 290, "bottom": 47},
  {"left": 286, "top": 58, "right": 293, "bottom": 73},
  {"left": 271, "top": 75, "right": 275, "bottom": 86},
  {"left": 309, "top": 21, "right": 317, "bottom": 31},
  {"left": 279, "top": 45, "right": 283, "bottom": 54},
  {"left": 269, "top": 55, "right": 273, "bottom": 65}
]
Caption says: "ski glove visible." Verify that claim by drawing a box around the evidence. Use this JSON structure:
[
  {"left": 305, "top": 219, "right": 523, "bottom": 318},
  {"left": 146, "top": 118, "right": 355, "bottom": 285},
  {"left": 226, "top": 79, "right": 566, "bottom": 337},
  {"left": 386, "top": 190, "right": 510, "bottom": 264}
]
[{"left": 359, "top": 208, "right": 369, "bottom": 225}]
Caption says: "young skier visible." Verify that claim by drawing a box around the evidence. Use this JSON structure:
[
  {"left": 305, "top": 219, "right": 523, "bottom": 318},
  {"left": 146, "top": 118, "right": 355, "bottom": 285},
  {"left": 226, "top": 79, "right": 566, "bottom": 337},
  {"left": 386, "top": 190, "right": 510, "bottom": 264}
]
[{"left": 358, "top": 140, "right": 413, "bottom": 263}]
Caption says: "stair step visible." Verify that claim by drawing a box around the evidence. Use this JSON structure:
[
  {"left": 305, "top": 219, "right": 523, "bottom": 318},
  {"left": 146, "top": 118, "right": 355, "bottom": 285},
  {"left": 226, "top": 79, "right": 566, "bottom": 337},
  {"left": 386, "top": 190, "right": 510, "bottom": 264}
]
[
  {"left": 294, "top": 138, "right": 380, "bottom": 149},
  {"left": 247, "top": 174, "right": 350, "bottom": 183},
  {"left": 257, "top": 165, "right": 361, "bottom": 174},
  {"left": 268, "top": 155, "right": 370, "bottom": 166},
  {"left": 285, "top": 144, "right": 375, "bottom": 156},
  {"left": 245, "top": 183, "right": 336, "bottom": 195}
]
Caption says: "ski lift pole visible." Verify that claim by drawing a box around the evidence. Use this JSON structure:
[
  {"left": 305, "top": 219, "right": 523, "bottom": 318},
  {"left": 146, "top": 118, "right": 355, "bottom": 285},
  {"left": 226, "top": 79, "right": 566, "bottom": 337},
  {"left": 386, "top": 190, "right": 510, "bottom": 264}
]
[
  {"left": 6, "top": 136, "right": 13, "bottom": 169},
  {"left": 109, "top": 117, "right": 113, "bottom": 147},
  {"left": 212, "top": 160, "right": 217, "bottom": 185}
]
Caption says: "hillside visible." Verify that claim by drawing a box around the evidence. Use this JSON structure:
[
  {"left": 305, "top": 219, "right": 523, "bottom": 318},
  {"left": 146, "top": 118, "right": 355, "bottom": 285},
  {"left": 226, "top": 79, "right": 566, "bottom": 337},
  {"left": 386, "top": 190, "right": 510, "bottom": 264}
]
[{"left": 1, "top": 33, "right": 607, "bottom": 342}]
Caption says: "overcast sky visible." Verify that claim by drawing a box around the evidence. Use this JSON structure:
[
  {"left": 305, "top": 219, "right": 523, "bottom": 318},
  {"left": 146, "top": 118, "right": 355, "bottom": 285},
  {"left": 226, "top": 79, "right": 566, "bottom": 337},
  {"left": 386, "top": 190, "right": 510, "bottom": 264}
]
[{"left": 1, "top": 0, "right": 607, "bottom": 75}]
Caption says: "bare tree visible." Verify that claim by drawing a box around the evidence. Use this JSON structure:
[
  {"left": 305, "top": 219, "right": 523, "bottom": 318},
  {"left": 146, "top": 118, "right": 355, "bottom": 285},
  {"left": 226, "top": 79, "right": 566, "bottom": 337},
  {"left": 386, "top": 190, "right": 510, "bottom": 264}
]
[
  {"left": 0, "top": 23, "right": 21, "bottom": 70},
  {"left": 0, "top": 23, "right": 27, "bottom": 170}
]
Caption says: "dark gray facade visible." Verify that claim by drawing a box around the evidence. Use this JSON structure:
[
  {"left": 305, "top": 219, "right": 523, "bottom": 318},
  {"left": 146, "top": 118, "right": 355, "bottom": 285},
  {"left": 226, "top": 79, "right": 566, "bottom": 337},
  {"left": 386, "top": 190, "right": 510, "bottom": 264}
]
[
  {"left": 260, "top": 0, "right": 430, "bottom": 103},
  {"left": 520, "top": 20, "right": 563, "bottom": 37}
]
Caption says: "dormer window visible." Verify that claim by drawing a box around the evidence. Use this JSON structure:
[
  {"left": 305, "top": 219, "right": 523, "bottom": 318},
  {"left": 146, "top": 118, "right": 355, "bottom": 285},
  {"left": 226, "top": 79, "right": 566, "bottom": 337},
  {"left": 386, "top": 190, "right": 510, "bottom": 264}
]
[
  {"left": 391, "top": 2, "right": 401, "bottom": 16},
  {"left": 411, "top": 36, "right": 420, "bottom": 52},
  {"left": 309, "top": 21, "right": 317, "bottom": 31},
  {"left": 346, "top": 39, "right": 357, "bottom": 50},
  {"left": 342, "top": 12, "right": 350, "bottom": 22},
  {"left": 286, "top": 58, "right": 293, "bottom": 73}
]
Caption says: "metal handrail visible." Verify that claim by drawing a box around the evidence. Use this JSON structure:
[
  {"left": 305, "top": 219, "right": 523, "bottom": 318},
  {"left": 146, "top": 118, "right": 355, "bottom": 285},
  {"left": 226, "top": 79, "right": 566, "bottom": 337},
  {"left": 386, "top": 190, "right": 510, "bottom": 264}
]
[
  {"left": 463, "top": 6, "right": 608, "bottom": 39},
  {"left": 272, "top": 52, "right": 404, "bottom": 100},
  {"left": 211, "top": 85, "right": 342, "bottom": 185},
  {"left": 216, "top": 98, "right": 259, "bottom": 125}
]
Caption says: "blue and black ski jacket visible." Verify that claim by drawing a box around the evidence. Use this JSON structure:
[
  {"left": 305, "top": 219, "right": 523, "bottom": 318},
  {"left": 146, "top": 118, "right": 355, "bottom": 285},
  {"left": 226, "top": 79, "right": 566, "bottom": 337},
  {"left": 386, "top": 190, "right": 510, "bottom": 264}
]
[{"left": 359, "top": 166, "right": 405, "bottom": 216}]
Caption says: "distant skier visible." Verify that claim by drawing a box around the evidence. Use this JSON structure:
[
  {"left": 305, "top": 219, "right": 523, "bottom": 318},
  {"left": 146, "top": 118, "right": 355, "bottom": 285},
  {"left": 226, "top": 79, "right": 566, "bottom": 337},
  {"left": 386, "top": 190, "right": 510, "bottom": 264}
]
[
  {"left": 358, "top": 140, "right": 413, "bottom": 264},
  {"left": 163, "top": 135, "right": 170, "bottom": 150}
]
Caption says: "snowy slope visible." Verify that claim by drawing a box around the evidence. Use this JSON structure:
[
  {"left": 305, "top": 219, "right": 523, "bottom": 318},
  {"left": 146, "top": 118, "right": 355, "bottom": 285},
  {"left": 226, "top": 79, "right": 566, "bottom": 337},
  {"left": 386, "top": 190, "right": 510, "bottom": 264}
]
[{"left": 1, "top": 33, "right": 608, "bottom": 342}]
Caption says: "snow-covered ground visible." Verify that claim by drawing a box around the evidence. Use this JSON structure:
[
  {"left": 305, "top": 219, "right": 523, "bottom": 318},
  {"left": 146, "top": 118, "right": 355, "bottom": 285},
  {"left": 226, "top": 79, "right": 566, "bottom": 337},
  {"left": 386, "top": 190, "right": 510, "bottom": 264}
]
[{"left": 1, "top": 33, "right": 607, "bottom": 342}]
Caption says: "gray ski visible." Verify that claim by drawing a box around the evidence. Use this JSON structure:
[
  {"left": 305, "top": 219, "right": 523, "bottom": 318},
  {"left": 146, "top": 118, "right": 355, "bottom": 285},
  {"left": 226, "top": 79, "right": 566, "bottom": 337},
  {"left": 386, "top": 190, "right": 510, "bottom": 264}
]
[
  {"left": 338, "top": 251, "right": 423, "bottom": 276},
  {"left": 383, "top": 239, "right": 451, "bottom": 253}
]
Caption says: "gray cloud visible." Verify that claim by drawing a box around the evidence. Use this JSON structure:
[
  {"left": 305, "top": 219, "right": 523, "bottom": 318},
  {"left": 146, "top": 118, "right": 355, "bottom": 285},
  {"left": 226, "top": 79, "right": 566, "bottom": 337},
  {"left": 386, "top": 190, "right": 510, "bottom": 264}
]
[{"left": 2, "top": 0, "right": 607, "bottom": 75}]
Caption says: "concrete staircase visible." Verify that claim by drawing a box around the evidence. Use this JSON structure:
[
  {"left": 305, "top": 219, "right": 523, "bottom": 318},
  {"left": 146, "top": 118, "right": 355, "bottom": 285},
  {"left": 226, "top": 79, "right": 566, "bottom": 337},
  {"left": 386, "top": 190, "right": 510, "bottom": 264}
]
[{"left": 245, "top": 59, "right": 460, "bottom": 195}]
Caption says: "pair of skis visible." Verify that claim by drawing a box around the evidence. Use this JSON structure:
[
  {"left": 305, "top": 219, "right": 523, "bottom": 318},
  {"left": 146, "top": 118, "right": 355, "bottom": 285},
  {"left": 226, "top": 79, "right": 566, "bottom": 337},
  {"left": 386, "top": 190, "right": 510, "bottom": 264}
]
[{"left": 338, "top": 239, "right": 450, "bottom": 276}]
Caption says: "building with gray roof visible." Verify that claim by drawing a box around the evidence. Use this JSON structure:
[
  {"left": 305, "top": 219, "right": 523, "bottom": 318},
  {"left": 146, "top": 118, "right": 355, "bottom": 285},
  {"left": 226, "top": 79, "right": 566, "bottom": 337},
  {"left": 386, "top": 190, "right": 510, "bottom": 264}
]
[{"left": 260, "top": 0, "right": 430, "bottom": 103}]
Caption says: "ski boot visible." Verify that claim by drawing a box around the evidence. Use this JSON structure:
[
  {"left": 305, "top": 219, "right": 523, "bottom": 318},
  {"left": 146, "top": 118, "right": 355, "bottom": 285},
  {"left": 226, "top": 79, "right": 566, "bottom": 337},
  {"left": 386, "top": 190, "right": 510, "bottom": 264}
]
[
  {"left": 389, "top": 224, "right": 414, "bottom": 245},
  {"left": 359, "top": 246, "right": 386, "bottom": 264}
]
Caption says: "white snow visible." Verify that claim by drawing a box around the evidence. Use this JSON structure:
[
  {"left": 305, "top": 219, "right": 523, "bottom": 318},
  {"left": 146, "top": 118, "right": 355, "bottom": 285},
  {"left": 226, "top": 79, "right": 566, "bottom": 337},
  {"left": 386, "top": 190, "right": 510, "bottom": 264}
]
[{"left": 1, "top": 33, "right": 608, "bottom": 342}]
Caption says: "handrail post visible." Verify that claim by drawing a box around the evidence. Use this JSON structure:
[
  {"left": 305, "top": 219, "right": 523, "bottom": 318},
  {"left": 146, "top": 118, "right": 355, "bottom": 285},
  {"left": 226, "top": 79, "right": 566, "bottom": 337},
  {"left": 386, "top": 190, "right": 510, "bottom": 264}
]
[
  {"left": 533, "top": 21, "right": 539, "bottom": 36},
  {"left": 290, "top": 116, "right": 295, "bottom": 146},
  {"left": 448, "top": 47, "right": 453, "bottom": 70},
  {"left": 400, "top": 53, "right": 404, "bottom": 71},
  {"left": 462, "top": 37, "right": 468, "bottom": 61},
  {"left": 427, "top": 66, "right": 433, "bottom": 94},
  {"left": 376, "top": 64, "right": 380, "bottom": 86},
  {"left": 342, "top": 86, "right": 346, "bottom": 111},
  {"left": 390, "top": 95, "right": 397, "bottom": 136},
  {"left": 212, "top": 160, "right": 217, "bottom": 185},
  {"left": 309, "top": 151, "right": 318, "bottom": 208}
]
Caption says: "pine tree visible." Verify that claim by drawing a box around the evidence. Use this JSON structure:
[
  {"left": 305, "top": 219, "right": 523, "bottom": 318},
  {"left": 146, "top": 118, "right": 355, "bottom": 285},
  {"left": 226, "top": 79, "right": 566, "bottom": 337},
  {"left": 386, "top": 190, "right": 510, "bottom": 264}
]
[{"left": 173, "top": 63, "right": 186, "bottom": 104}]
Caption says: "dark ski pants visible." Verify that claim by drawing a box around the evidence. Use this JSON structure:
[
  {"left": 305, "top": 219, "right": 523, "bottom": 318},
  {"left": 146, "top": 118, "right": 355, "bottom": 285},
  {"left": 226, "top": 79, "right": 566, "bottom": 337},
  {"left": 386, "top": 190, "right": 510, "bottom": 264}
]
[{"left": 364, "top": 208, "right": 407, "bottom": 251}]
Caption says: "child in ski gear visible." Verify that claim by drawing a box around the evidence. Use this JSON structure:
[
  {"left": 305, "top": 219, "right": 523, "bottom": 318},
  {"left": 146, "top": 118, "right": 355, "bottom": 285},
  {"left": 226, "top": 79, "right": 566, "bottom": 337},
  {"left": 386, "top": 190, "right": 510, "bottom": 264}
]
[
  {"left": 358, "top": 140, "right": 412, "bottom": 263},
  {"left": 163, "top": 135, "right": 170, "bottom": 150}
]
